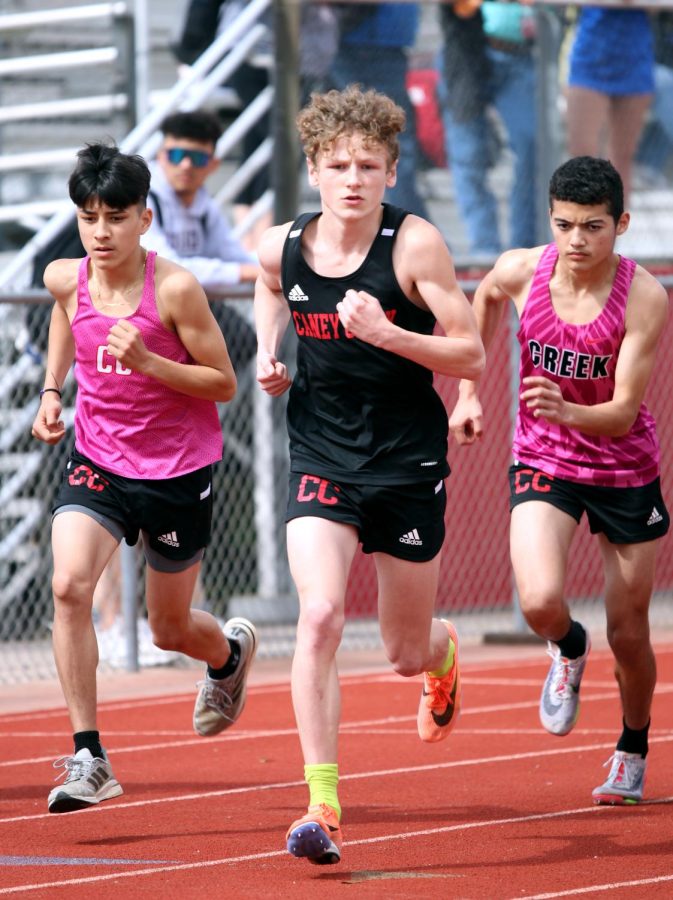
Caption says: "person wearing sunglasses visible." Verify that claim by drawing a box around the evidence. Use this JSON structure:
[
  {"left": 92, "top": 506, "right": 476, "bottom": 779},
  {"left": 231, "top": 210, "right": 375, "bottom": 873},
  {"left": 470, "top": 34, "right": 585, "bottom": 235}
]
[{"left": 142, "top": 110, "right": 259, "bottom": 292}]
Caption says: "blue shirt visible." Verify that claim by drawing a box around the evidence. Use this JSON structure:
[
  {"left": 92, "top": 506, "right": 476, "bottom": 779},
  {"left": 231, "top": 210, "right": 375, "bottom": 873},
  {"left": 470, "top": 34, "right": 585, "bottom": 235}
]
[{"left": 341, "top": 4, "right": 419, "bottom": 49}]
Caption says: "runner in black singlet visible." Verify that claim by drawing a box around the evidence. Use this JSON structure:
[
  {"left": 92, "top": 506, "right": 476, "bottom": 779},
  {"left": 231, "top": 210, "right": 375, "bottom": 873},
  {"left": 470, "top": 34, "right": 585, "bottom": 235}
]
[{"left": 254, "top": 85, "right": 485, "bottom": 865}]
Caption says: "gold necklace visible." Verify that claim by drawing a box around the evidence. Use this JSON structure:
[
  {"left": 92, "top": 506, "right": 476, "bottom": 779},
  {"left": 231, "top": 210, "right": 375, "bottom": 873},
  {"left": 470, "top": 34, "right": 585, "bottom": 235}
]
[{"left": 92, "top": 252, "right": 147, "bottom": 309}]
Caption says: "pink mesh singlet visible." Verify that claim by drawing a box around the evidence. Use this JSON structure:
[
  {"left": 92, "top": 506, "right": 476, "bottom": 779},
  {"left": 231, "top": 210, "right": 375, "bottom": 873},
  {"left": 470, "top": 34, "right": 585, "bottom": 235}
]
[
  {"left": 71, "top": 251, "right": 222, "bottom": 479},
  {"left": 512, "top": 243, "right": 660, "bottom": 488}
]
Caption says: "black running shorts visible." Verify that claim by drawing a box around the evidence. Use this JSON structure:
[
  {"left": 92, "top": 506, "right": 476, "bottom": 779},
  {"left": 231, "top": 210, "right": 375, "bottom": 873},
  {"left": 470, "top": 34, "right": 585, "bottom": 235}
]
[
  {"left": 286, "top": 473, "right": 447, "bottom": 562},
  {"left": 508, "top": 463, "right": 670, "bottom": 544},
  {"left": 53, "top": 448, "right": 214, "bottom": 563}
]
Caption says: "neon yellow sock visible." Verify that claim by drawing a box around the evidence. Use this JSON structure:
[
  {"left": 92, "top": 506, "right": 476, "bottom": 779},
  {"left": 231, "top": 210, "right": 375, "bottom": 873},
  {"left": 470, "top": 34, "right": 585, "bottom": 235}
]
[
  {"left": 304, "top": 763, "right": 341, "bottom": 820},
  {"left": 429, "top": 635, "right": 455, "bottom": 678}
]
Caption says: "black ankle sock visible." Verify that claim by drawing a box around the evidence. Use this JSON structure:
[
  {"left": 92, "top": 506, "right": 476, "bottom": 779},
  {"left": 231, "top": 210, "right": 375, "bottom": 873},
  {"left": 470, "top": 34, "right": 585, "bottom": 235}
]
[
  {"left": 616, "top": 718, "right": 649, "bottom": 758},
  {"left": 73, "top": 730, "right": 104, "bottom": 759},
  {"left": 556, "top": 621, "right": 586, "bottom": 659},
  {"left": 208, "top": 639, "right": 240, "bottom": 680}
]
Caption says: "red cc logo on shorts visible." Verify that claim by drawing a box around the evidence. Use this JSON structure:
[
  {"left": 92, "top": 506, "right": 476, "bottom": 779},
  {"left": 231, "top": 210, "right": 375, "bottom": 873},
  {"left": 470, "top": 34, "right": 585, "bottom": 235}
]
[
  {"left": 68, "top": 464, "right": 109, "bottom": 493},
  {"left": 297, "top": 475, "right": 340, "bottom": 505},
  {"left": 514, "top": 468, "right": 553, "bottom": 494}
]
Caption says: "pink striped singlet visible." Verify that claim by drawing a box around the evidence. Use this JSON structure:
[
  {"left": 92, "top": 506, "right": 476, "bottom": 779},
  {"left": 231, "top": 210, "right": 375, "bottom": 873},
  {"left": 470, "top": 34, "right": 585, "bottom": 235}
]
[
  {"left": 72, "top": 251, "right": 223, "bottom": 479},
  {"left": 512, "top": 243, "right": 660, "bottom": 488}
]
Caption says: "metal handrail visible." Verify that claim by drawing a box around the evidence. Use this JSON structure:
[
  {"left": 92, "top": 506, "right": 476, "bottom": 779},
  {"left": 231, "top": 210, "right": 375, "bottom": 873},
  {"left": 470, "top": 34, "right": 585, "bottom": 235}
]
[
  {"left": 0, "top": 94, "right": 128, "bottom": 126},
  {"left": 217, "top": 138, "right": 273, "bottom": 206},
  {"left": 0, "top": 47, "right": 118, "bottom": 77},
  {"left": 0, "top": 201, "right": 71, "bottom": 223},
  {"left": 0, "top": 3, "right": 128, "bottom": 31},
  {"left": 0, "top": 0, "right": 273, "bottom": 292}
]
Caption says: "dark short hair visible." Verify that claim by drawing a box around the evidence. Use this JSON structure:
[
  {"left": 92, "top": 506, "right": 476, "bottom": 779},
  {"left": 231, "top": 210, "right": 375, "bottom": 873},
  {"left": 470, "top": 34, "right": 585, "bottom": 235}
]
[
  {"left": 160, "top": 110, "right": 223, "bottom": 146},
  {"left": 68, "top": 142, "right": 150, "bottom": 208},
  {"left": 549, "top": 156, "right": 624, "bottom": 223}
]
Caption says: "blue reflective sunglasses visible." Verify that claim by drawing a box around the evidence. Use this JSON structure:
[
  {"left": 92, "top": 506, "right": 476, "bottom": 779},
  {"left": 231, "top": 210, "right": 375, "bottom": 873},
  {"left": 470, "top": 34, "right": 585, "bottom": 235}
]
[{"left": 165, "top": 147, "right": 212, "bottom": 168}]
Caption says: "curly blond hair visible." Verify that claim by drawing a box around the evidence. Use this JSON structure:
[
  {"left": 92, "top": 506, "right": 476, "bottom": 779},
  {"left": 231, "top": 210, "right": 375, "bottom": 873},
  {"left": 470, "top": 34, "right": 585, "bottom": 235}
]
[{"left": 296, "top": 85, "right": 405, "bottom": 167}]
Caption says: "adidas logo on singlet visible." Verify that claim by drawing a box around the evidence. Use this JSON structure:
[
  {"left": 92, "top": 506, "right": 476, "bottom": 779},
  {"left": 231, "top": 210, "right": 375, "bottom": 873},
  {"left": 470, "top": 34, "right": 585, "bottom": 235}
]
[
  {"left": 647, "top": 507, "right": 663, "bottom": 526},
  {"left": 288, "top": 284, "right": 309, "bottom": 303},
  {"left": 157, "top": 531, "right": 180, "bottom": 548},
  {"left": 399, "top": 528, "right": 423, "bottom": 546}
]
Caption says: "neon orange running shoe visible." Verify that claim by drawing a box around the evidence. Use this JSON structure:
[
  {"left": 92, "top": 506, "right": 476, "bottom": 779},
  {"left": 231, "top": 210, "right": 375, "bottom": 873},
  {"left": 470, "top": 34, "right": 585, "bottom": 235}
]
[
  {"left": 417, "top": 620, "right": 461, "bottom": 743},
  {"left": 286, "top": 803, "right": 342, "bottom": 865}
]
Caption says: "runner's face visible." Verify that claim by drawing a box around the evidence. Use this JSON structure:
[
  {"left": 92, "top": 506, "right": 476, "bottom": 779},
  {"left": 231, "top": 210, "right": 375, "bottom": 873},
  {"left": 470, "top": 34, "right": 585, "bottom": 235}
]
[
  {"left": 76, "top": 200, "right": 151, "bottom": 269},
  {"left": 308, "top": 134, "right": 396, "bottom": 218},
  {"left": 550, "top": 200, "right": 629, "bottom": 270}
]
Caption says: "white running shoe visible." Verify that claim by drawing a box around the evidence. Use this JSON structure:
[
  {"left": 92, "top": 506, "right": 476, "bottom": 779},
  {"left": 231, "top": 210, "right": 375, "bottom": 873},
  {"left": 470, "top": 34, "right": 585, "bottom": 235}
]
[
  {"left": 193, "top": 617, "right": 257, "bottom": 736},
  {"left": 48, "top": 748, "right": 123, "bottom": 814},
  {"left": 592, "top": 751, "right": 647, "bottom": 805},
  {"left": 539, "top": 631, "right": 591, "bottom": 736}
]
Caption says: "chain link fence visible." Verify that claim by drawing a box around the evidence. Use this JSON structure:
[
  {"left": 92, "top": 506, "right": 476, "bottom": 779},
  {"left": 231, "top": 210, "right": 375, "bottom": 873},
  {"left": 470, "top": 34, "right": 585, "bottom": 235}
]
[
  {"left": 3, "top": 1, "right": 673, "bottom": 683},
  {"left": 3, "top": 278, "right": 673, "bottom": 684}
]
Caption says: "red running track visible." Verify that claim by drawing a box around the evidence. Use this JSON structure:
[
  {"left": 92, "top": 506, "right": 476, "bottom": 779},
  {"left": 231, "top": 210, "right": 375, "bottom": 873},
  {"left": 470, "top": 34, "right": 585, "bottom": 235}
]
[{"left": 2, "top": 641, "right": 673, "bottom": 899}]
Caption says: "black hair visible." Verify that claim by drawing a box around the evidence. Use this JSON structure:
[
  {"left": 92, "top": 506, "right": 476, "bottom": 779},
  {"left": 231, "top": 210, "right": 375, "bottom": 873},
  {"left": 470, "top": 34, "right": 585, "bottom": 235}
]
[
  {"left": 160, "top": 110, "right": 223, "bottom": 146},
  {"left": 68, "top": 141, "right": 150, "bottom": 209},
  {"left": 549, "top": 156, "right": 624, "bottom": 223}
]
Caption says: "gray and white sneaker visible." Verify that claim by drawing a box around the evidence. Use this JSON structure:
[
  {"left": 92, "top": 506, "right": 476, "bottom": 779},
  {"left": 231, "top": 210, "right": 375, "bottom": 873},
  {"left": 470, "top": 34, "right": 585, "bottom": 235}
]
[
  {"left": 193, "top": 617, "right": 257, "bottom": 736},
  {"left": 592, "top": 751, "right": 647, "bottom": 805},
  {"left": 539, "top": 631, "right": 591, "bottom": 736},
  {"left": 48, "top": 748, "right": 123, "bottom": 814}
]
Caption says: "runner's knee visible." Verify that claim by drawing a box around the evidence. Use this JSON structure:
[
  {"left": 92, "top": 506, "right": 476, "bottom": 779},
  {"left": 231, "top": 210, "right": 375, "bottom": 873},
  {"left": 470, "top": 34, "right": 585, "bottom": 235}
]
[
  {"left": 52, "top": 569, "right": 95, "bottom": 612},
  {"left": 297, "top": 600, "right": 344, "bottom": 653}
]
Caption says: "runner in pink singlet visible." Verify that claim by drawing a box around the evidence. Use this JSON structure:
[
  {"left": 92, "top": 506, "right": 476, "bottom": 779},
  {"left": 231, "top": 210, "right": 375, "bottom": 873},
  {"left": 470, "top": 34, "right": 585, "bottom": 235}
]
[
  {"left": 31, "top": 142, "right": 257, "bottom": 815},
  {"left": 450, "top": 156, "right": 669, "bottom": 806}
]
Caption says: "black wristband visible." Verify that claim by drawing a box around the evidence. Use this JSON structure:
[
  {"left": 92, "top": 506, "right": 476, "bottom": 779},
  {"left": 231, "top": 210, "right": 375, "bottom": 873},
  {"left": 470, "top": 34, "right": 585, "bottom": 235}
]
[{"left": 40, "top": 388, "right": 62, "bottom": 399}]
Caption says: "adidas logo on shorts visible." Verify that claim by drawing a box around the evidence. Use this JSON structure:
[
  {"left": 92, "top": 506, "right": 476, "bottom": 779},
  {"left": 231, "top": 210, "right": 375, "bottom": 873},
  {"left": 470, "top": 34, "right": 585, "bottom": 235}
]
[
  {"left": 647, "top": 506, "right": 663, "bottom": 526},
  {"left": 157, "top": 531, "right": 180, "bottom": 548},
  {"left": 288, "top": 284, "right": 309, "bottom": 303},
  {"left": 399, "top": 528, "right": 423, "bottom": 546}
]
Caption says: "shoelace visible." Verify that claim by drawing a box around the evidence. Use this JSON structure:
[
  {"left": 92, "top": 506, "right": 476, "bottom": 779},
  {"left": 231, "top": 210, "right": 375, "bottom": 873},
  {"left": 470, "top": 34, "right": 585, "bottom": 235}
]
[
  {"left": 425, "top": 670, "right": 455, "bottom": 711},
  {"left": 52, "top": 754, "right": 95, "bottom": 784},
  {"left": 197, "top": 680, "right": 235, "bottom": 719},
  {"left": 547, "top": 647, "right": 583, "bottom": 699},
  {"left": 602, "top": 753, "right": 642, "bottom": 789}
]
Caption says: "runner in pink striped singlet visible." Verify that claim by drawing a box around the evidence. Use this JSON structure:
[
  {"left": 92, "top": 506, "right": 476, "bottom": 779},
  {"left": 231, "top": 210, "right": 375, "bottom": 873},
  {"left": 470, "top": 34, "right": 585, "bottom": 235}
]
[
  {"left": 450, "top": 157, "right": 669, "bottom": 805},
  {"left": 31, "top": 142, "right": 257, "bottom": 815}
]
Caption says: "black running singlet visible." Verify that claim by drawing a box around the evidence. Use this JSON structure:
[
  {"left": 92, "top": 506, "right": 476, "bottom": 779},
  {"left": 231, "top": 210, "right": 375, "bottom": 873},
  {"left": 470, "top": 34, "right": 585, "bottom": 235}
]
[{"left": 280, "top": 203, "right": 450, "bottom": 485}]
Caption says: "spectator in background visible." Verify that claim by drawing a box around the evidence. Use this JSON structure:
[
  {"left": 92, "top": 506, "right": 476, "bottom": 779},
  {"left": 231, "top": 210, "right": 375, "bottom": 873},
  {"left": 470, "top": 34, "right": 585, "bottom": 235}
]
[
  {"left": 144, "top": 110, "right": 258, "bottom": 371},
  {"left": 566, "top": 6, "right": 654, "bottom": 202},
  {"left": 438, "top": 0, "right": 537, "bottom": 258},
  {"left": 636, "top": 12, "right": 673, "bottom": 186},
  {"left": 328, "top": 2, "right": 431, "bottom": 220},
  {"left": 144, "top": 110, "right": 258, "bottom": 291}
]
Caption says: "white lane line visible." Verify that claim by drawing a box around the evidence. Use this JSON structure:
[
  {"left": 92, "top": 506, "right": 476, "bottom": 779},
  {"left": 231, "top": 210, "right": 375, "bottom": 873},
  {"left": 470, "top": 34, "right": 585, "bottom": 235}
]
[
  {"left": 9, "top": 726, "right": 673, "bottom": 741},
  {"left": 6, "top": 682, "right": 673, "bottom": 768},
  {"left": 2, "top": 645, "right": 672, "bottom": 723},
  {"left": 2, "top": 734, "right": 673, "bottom": 825},
  {"left": 2, "top": 800, "right": 673, "bottom": 896},
  {"left": 516, "top": 873, "right": 673, "bottom": 899}
]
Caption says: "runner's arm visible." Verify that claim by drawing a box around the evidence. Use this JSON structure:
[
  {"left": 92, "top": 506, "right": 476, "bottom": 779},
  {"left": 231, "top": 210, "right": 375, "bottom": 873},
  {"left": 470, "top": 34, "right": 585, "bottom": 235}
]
[{"left": 254, "top": 224, "right": 293, "bottom": 397}]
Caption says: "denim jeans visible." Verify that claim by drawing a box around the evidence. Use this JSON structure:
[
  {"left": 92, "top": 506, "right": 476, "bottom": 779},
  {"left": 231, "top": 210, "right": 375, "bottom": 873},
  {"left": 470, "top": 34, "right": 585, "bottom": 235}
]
[
  {"left": 438, "top": 47, "right": 537, "bottom": 253},
  {"left": 637, "top": 64, "right": 673, "bottom": 171},
  {"left": 330, "top": 46, "right": 431, "bottom": 220}
]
